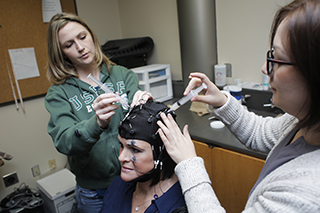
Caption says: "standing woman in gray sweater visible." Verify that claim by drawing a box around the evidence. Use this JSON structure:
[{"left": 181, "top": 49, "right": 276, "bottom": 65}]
[{"left": 157, "top": 0, "right": 320, "bottom": 212}]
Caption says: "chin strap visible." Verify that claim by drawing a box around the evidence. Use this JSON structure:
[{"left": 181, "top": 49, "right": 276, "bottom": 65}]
[{"left": 130, "top": 168, "right": 155, "bottom": 183}]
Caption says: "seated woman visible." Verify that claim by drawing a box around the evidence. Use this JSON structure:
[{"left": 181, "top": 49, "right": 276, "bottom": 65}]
[{"left": 99, "top": 100, "right": 187, "bottom": 213}]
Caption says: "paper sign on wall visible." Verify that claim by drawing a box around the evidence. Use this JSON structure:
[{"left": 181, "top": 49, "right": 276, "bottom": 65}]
[
  {"left": 8, "top": 47, "right": 40, "bottom": 80},
  {"left": 42, "top": 0, "right": 62, "bottom": 23}
]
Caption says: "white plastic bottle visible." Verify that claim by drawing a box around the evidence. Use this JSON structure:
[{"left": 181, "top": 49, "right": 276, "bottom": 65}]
[{"left": 214, "top": 64, "right": 226, "bottom": 87}]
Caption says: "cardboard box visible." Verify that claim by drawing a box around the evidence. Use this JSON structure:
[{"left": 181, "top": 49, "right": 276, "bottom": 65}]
[{"left": 36, "top": 169, "right": 76, "bottom": 213}]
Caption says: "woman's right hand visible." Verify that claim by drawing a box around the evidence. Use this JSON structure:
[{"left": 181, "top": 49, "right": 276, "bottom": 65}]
[
  {"left": 93, "top": 93, "right": 120, "bottom": 128},
  {"left": 185, "top": 72, "right": 227, "bottom": 108},
  {"left": 157, "top": 113, "right": 197, "bottom": 164}
]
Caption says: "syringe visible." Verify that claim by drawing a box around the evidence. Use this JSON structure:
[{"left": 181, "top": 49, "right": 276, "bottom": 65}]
[
  {"left": 168, "top": 83, "right": 207, "bottom": 112},
  {"left": 87, "top": 73, "right": 130, "bottom": 110}
]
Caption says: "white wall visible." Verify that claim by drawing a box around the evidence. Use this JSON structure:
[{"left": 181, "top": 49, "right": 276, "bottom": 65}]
[
  {"left": 216, "top": 0, "right": 290, "bottom": 85},
  {"left": 0, "top": 98, "right": 67, "bottom": 198},
  {"left": 117, "top": 0, "right": 182, "bottom": 80},
  {"left": 75, "top": 0, "right": 122, "bottom": 44},
  {"left": 0, "top": 0, "right": 290, "bottom": 200}
]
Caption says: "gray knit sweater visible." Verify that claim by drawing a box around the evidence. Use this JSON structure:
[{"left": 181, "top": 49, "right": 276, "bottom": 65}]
[{"left": 175, "top": 92, "right": 320, "bottom": 212}]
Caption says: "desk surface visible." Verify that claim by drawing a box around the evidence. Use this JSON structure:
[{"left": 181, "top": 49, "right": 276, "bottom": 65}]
[{"left": 165, "top": 99, "right": 267, "bottom": 159}]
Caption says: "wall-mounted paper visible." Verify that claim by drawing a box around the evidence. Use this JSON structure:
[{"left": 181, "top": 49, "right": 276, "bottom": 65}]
[
  {"left": 8, "top": 48, "right": 40, "bottom": 80},
  {"left": 42, "top": 0, "right": 62, "bottom": 23}
]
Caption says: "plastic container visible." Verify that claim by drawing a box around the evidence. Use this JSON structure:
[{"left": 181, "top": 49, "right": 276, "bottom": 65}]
[
  {"left": 214, "top": 64, "right": 226, "bottom": 87},
  {"left": 263, "top": 74, "right": 269, "bottom": 90}
]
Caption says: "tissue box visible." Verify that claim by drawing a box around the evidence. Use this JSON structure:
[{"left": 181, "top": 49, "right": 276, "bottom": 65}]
[{"left": 36, "top": 169, "right": 76, "bottom": 213}]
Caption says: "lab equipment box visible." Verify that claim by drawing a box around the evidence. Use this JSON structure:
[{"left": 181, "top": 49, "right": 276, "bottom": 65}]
[
  {"left": 36, "top": 169, "right": 76, "bottom": 213},
  {"left": 131, "top": 64, "right": 173, "bottom": 102}
]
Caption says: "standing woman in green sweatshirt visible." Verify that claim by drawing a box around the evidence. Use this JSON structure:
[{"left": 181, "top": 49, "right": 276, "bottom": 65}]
[{"left": 44, "top": 12, "right": 148, "bottom": 213}]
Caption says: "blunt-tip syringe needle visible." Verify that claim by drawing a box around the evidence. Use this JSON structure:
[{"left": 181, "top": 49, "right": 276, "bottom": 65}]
[
  {"left": 87, "top": 73, "right": 130, "bottom": 109},
  {"left": 168, "top": 83, "right": 207, "bottom": 112}
]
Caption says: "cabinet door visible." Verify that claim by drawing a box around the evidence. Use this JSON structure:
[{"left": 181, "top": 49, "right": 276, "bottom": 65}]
[
  {"left": 192, "top": 140, "right": 213, "bottom": 185},
  {"left": 211, "top": 147, "right": 265, "bottom": 213}
]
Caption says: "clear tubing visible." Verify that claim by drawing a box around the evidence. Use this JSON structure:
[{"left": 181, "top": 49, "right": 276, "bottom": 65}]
[
  {"left": 87, "top": 73, "right": 130, "bottom": 109},
  {"left": 168, "top": 83, "right": 207, "bottom": 112}
]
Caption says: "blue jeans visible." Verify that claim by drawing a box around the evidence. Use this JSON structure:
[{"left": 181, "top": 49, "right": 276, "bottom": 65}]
[{"left": 75, "top": 184, "right": 107, "bottom": 213}]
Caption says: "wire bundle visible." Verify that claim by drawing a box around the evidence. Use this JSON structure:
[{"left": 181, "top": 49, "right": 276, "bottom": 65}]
[{"left": 0, "top": 183, "right": 44, "bottom": 211}]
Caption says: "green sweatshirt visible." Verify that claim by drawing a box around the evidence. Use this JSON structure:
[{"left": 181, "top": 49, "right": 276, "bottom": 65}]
[{"left": 45, "top": 64, "right": 140, "bottom": 189}]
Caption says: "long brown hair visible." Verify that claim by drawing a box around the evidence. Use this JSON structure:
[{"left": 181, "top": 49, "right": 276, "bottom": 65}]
[
  {"left": 270, "top": 0, "right": 320, "bottom": 131},
  {"left": 46, "top": 12, "right": 114, "bottom": 85}
]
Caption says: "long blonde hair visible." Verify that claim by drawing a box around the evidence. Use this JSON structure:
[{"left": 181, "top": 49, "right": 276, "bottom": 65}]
[{"left": 46, "top": 12, "right": 114, "bottom": 85}]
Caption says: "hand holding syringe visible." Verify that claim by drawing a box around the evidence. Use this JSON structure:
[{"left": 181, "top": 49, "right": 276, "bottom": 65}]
[
  {"left": 87, "top": 73, "right": 130, "bottom": 110},
  {"left": 168, "top": 83, "right": 207, "bottom": 112}
]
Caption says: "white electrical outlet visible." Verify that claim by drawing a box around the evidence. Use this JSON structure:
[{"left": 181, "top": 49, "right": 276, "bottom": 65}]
[
  {"left": 31, "top": 165, "right": 40, "bottom": 177},
  {"left": 48, "top": 159, "right": 56, "bottom": 170}
]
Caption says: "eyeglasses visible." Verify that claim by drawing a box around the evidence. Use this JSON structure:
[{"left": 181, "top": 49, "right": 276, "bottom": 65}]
[{"left": 266, "top": 49, "right": 294, "bottom": 75}]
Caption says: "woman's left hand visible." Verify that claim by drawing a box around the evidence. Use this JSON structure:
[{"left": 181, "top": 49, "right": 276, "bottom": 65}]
[
  {"left": 131, "top": 90, "right": 153, "bottom": 107},
  {"left": 157, "top": 113, "right": 197, "bottom": 164}
]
